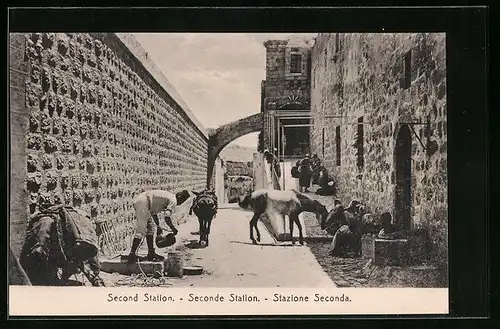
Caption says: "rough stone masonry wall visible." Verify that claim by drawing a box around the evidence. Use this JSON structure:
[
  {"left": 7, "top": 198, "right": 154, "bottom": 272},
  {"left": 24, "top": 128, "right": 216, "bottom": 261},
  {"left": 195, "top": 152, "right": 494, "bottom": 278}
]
[
  {"left": 310, "top": 33, "right": 447, "bottom": 266},
  {"left": 10, "top": 33, "right": 209, "bottom": 257},
  {"left": 263, "top": 40, "right": 311, "bottom": 110},
  {"left": 261, "top": 40, "right": 311, "bottom": 153},
  {"left": 225, "top": 161, "right": 253, "bottom": 177}
]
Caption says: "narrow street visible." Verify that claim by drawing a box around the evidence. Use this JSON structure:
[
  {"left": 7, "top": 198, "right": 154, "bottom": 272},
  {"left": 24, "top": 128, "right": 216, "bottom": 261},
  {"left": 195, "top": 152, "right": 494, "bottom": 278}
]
[{"left": 101, "top": 205, "right": 336, "bottom": 288}]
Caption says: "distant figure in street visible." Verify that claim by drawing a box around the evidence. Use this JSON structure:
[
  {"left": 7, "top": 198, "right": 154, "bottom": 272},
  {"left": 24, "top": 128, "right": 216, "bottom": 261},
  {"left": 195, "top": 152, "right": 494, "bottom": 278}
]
[
  {"left": 310, "top": 154, "right": 321, "bottom": 185},
  {"left": 298, "top": 153, "right": 312, "bottom": 192},
  {"left": 263, "top": 149, "right": 281, "bottom": 179},
  {"left": 127, "top": 189, "right": 191, "bottom": 264}
]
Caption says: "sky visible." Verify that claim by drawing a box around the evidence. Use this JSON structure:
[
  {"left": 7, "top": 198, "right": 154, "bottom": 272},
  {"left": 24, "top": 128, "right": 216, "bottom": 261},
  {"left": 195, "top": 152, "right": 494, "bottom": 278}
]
[{"left": 133, "top": 33, "right": 317, "bottom": 148}]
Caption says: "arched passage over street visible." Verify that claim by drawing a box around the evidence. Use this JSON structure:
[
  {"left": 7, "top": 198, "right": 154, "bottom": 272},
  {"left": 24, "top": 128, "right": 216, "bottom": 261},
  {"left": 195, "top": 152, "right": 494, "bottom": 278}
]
[{"left": 207, "top": 113, "right": 263, "bottom": 187}]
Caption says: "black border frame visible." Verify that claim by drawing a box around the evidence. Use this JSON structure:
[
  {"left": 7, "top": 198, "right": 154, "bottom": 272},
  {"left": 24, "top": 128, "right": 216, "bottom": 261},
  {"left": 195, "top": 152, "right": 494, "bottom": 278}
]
[{"left": 6, "top": 5, "right": 490, "bottom": 321}]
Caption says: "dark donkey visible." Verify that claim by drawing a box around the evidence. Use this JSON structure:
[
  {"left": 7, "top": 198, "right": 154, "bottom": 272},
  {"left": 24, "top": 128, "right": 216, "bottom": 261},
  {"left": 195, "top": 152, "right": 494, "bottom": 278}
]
[
  {"left": 238, "top": 189, "right": 328, "bottom": 245},
  {"left": 189, "top": 189, "right": 218, "bottom": 246}
]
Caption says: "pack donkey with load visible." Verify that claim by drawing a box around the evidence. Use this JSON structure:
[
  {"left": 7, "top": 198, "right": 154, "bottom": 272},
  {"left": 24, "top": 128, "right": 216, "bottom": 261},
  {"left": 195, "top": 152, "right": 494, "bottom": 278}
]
[
  {"left": 189, "top": 189, "right": 219, "bottom": 247},
  {"left": 19, "top": 204, "right": 105, "bottom": 287}
]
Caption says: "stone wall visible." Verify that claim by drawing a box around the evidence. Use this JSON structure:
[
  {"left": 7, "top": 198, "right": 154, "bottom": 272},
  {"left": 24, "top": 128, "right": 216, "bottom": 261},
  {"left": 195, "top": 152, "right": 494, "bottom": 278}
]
[
  {"left": 225, "top": 161, "right": 253, "bottom": 177},
  {"left": 262, "top": 40, "right": 311, "bottom": 111},
  {"left": 261, "top": 39, "right": 313, "bottom": 153},
  {"left": 9, "top": 33, "right": 209, "bottom": 257},
  {"left": 310, "top": 33, "right": 447, "bottom": 266}
]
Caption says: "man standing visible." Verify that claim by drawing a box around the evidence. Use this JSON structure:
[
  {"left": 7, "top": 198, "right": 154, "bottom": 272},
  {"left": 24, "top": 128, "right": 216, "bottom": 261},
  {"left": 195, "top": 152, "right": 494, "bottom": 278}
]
[
  {"left": 263, "top": 149, "right": 281, "bottom": 178},
  {"left": 298, "top": 153, "right": 312, "bottom": 192},
  {"left": 127, "top": 189, "right": 191, "bottom": 264}
]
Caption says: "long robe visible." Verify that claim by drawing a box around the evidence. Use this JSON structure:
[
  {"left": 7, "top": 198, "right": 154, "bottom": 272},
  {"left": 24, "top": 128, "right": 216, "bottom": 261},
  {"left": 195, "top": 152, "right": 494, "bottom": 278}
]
[{"left": 298, "top": 157, "right": 311, "bottom": 188}]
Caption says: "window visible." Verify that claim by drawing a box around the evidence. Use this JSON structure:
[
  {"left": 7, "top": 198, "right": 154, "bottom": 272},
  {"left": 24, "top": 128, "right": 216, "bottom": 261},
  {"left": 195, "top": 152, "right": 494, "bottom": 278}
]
[
  {"left": 335, "top": 125, "right": 341, "bottom": 166},
  {"left": 290, "top": 54, "right": 302, "bottom": 73},
  {"left": 322, "top": 128, "right": 325, "bottom": 158},
  {"left": 403, "top": 50, "right": 412, "bottom": 89},
  {"left": 356, "top": 116, "right": 364, "bottom": 168},
  {"left": 337, "top": 83, "right": 344, "bottom": 108}
]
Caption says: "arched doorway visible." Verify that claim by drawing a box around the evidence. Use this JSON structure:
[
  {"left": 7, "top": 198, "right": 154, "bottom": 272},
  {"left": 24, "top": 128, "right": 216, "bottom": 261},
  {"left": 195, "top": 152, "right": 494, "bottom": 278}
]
[
  {"left": 394, "top": 124, "right": 412, "bottom": 231},
  {"left": 207, "top": 113, "right": 263, "bottom": 188}
]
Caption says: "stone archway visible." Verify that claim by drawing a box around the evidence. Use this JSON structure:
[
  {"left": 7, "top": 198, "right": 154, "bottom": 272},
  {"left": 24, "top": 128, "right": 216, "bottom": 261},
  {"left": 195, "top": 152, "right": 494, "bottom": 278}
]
[
  {"left": 394, "top": 123, "right": 412, "bottom": 231},
  {"left": 207, "top": 113, "right": 263, "bottom": 188}
]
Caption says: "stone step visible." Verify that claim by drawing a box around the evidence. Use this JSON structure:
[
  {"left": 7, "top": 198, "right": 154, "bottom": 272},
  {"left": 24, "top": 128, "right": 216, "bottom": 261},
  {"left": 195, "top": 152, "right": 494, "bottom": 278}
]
[
  {"left": 101, "top": 257, "right": 164, "bottom": 276},
  {"left": 304, "top": 236, "right": 332, "bottom": 242},
  {"left": 373, "top": 238, "right": 409, "bottom": 266}
]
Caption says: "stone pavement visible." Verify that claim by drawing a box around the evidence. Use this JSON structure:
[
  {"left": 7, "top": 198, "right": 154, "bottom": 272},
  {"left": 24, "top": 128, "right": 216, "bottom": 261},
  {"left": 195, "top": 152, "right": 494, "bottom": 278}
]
[{"left": 101, "top": 205, "right": 337, "bottom": 288}]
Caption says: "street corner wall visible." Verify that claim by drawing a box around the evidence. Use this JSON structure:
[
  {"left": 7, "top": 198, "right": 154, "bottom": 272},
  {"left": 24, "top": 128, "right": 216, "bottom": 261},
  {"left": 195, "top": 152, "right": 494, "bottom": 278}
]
[
  {"left": 10, "top": 34, "right": 30, "bottom": 258},
  {"left": 310, "top": 33, "right": 447, "bottom": 265},
  {"left": 9, "top": 33, "right": 209, "bottom": 257},
  {"left": 214, "top": 157, "right": 227, "bottom": 204}
]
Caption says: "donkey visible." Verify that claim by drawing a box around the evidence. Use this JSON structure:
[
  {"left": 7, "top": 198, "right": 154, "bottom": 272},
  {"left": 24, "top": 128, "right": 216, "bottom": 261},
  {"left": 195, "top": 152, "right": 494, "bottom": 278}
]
[
  {"left": 238, "top": 189, "right": 328, "bottom": 245},
  {"left": 189, "top": 189, "right": 218, "bottom": 246}
]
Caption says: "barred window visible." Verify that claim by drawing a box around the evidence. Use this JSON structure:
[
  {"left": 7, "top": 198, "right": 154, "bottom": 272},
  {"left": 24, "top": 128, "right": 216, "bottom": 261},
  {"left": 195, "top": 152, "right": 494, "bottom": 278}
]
[
  {"left": 322, "top": 128, "right": 325, "bottom": 158},
  {"left": 403, "top": 50, "right": 412, "bottom": 89},
  {"left": 335, "top": 125, "right": 341, "bottom": 166},
  {"left": 290, "top": 54, "right": 302, "bottom": 73},
  {"left": 356, "top": 116, "right": 364, "bottom": 168}
]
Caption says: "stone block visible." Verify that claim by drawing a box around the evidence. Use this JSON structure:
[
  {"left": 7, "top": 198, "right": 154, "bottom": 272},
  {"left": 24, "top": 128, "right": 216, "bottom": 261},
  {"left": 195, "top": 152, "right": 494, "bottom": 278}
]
[
  {"left": 361, "top": 235, "right": 375, "bottom": 260},
  {"left": 374, "top": 239, "right": 408, "bottom": 266},
  {"left": 100, "top": 258, "right": 164, "bottom": 275}
]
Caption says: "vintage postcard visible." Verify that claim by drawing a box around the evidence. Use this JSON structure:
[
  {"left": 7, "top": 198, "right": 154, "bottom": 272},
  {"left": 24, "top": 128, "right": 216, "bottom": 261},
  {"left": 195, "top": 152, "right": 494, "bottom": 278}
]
[{"left": 9, "top": 30, "right": 450, "bottom": 316}]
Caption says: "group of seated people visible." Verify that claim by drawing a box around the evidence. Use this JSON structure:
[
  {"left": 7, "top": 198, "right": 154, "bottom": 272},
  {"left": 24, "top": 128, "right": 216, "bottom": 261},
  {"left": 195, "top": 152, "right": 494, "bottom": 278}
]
[{"left": 324, "top": 199, "right": 432, "bottom": 259}]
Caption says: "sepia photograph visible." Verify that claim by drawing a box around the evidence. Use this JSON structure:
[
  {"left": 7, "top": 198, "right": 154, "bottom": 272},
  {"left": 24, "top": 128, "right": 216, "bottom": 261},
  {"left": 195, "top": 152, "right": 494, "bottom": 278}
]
[{"left": 9, "top": 29, "right": 452, "bottom": 315}]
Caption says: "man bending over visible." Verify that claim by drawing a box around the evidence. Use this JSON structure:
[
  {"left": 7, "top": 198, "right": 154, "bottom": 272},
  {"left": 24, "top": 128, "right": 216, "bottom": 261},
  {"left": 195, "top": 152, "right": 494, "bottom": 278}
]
[{"left": 127, "top": 189, "right": 191, "bottom": 264}]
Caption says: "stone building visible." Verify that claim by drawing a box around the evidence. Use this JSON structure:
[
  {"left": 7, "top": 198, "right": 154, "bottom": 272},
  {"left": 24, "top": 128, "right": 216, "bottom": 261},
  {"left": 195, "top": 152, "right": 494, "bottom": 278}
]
[
  {"left": 310, "top": 33, "right": 447, "bottom": 265},
  {"left": 260, "top": 36, "right": 314, "bottom": 158},
  {"left": 9, "top": 33, "right": 225, "bottom": 257}
]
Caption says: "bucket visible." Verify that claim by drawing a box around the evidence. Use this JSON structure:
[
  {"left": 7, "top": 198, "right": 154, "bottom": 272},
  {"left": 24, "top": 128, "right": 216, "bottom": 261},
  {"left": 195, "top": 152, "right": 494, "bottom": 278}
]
[
  {"left": 156, "top": 233, "right": 176, "bottom": 248},
  {"left": 165, "top": 251, "right": 184, "bottom": 278}
]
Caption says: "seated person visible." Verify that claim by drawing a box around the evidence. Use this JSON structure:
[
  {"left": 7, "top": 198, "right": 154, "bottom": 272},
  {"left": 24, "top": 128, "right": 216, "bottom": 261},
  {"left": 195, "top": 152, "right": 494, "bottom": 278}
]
[
  {"left": 378, "top": 212, "right": 430, "bottom": 240},
  {"left": 377, "top": 212, "right": 432, "bottom": 263},
  {"left": 357, "top": 209, "right": 380, "bottom": 237},
  {"left": 328, "top": 204, "right": 359, "bottom": 257},
  {"left": 344, "top": 200, "right": 361, "bottom": 222},
  {"left": 377, "top": 212, "right": 397, "bottom": 239},
  {"left": 322, "top": 204, "right": 348, "bottom": 236},
  {"left": 329, "top": 201, "right": 370, "bottom": 258},
  {"left": 315, "top": 166, "right": 336, "bottom": 196}
]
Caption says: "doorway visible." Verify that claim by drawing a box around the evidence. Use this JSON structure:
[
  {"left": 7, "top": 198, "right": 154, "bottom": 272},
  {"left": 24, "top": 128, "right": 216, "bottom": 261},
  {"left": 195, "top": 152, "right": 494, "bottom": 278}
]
[
  {"left": 284, "top": 126, "right": 310, "bottom": 157},
  {"left": 276, "top": 118, "right": 311, "bottom": 158},
  {"left": 394, "top": 124, "right": 412, "bottom": 230}
]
